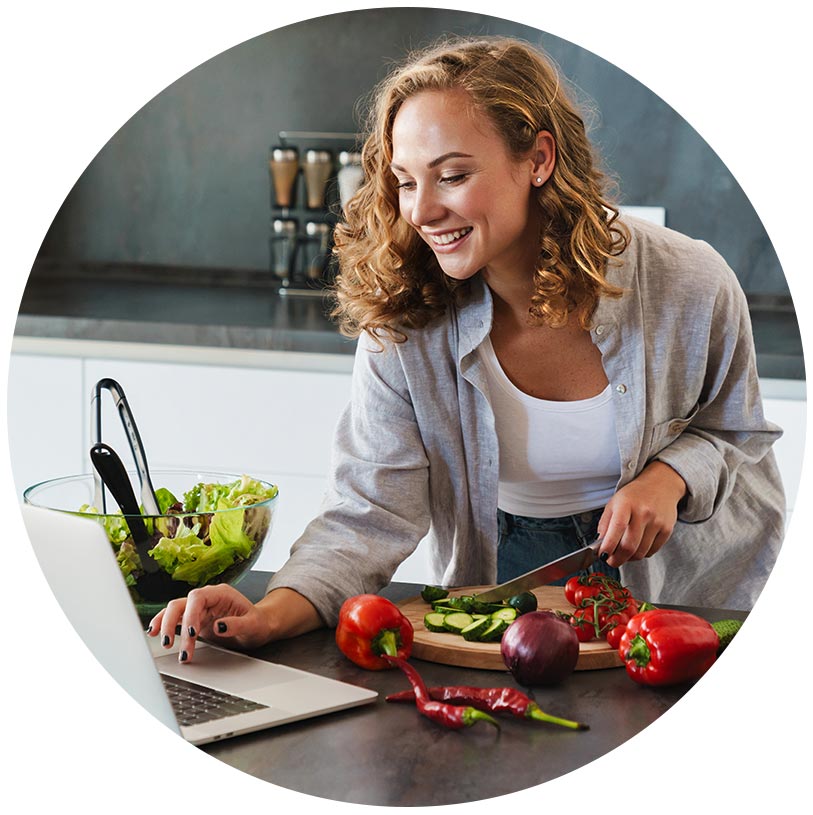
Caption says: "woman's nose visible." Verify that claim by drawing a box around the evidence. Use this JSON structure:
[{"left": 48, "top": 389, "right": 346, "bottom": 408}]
[{"left": 409, "top": 185, "right": 445, "bottom": 226}]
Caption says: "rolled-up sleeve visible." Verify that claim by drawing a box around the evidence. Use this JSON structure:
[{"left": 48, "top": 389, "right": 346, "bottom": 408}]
[
  {"left": 266, "top": 331, "right": 431, "bottom": 626},
  {"left": 653, "top": 263, "right": 783, "bottom": 522}
]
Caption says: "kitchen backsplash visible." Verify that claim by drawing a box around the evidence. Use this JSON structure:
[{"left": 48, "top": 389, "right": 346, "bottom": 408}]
[{"left": 34, "top": 8, "right": 789, "bottom": 296}]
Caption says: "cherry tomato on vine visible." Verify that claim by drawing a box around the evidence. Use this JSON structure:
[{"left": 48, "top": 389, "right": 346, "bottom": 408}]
[
  {"left": 573, "top": 583, "right": 605, "bottom": 606},
  {"left": 571, "top": 606, "right": 598, "bottom": 642},
  {"left": 605, "top": 617, "right": 631, "bottom": 650},
  {"left": 564, "top": 576, "right": 583, "bottom": 606}
]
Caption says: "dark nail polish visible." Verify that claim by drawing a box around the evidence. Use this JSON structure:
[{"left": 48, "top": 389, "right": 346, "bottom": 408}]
[
  {"left": 175, "top": 624, "right": 182, "bottom": 636},
  {"left": 162, "top": 635, "right": 170, "bottom": 646},
  {"left": 600, "top": 552, "right": 610, "bottom": 562},
  {"left": 146, "top": 624, "right": 153, "bottom": 633},
  {"left": 180, "top": 650, "right": 188, "bottom": 663},
  {"left": 217, "top": 622, "right": 228, "bottom": 634},
  {"left": 188, "top": 626, "right": 197, "bottom": 637}
]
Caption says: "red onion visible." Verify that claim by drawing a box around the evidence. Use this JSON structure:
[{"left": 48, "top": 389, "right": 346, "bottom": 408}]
[{"left": 501, "top": 611, "right": 579, "bottom": 686}]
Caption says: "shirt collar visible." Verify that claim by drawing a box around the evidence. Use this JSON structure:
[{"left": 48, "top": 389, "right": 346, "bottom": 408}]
[
  {"left": 454, "top": 229, "right": 639, "bottom": 359},
  {"left": 455, "top": 276, "right": 493, "bottom": 362}
]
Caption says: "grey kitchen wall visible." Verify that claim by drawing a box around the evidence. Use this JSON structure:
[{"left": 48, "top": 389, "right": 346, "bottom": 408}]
[{"left": 36, "top": 7, "right": 787, "bottom": 294}]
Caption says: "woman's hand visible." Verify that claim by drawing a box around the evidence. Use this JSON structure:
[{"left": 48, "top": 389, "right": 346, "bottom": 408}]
[
  {"left": 147, "top": 585, "right": 323, "bottom": 663},
  {"left": 597, "top": 461, "right": 687, "bottom": 568}
]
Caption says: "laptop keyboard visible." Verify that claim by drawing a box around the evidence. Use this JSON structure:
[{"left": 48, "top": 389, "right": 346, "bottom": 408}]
[{"left": 161, "top": 674, "right": 269, "bottom": 727}]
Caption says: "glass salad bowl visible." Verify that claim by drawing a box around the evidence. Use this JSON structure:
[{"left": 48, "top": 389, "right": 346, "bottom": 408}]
[{"left": 23, "top": 470, "right": 278, "bottom": 618}]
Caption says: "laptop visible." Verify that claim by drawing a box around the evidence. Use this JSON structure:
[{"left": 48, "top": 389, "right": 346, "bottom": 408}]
[{"left": 21, "top": 503, "right": 377, "bottom": 745}]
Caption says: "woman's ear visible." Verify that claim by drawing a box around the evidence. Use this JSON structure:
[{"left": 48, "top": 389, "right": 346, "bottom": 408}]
[{"left": 531, "top": 131, "right": 556, "bottom": 186}]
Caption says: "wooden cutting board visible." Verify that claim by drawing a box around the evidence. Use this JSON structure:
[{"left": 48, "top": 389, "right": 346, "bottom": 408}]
[{"left": 398, "top": 585, "right": 623, "bottom": 671}]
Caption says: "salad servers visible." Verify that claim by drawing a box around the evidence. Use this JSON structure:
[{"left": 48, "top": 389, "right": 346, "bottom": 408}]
[
  {"left": 89, "top": 442, "right": 155, "bottom": 565},
  {"left": 89, "top": 440, "right": 178, "bottom": 599},
  {"left": 91, "top": 377, "right": 161, "bottom": 516}
]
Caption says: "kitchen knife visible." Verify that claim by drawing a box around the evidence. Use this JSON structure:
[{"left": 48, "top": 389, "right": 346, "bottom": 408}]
[{"left": 474, "top": 540, "right": 605, "bottom": 602}]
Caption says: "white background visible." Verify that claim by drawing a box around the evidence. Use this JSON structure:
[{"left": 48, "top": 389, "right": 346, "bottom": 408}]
[{"left": 2, "top": 2, "right": 810, "bottom": 813}]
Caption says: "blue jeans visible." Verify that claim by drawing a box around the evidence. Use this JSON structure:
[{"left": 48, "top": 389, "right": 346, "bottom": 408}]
[{"left": 496, "top": 508, "right": 620, "bottom": 586}]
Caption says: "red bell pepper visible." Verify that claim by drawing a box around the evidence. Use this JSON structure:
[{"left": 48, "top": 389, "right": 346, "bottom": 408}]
[
  {"left": 335, "top": 594, "right": 414, "bottom": 670},
  {"left": 618, "top": 609, "right": 719, "bottom": 687}
]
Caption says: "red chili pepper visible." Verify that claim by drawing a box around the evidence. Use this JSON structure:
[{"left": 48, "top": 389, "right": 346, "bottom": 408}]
[
  {"left": 335, "top": 594, "right": 414, "bottom": 671},
  {"left": 618, "top": 609, "right": 719, "bottom": 686},
  {"left": 385, "top": 685, "right": 588, "bottom": 730},
  {"left": 383, "top": 656, "right": 499, "bottom": 730}
]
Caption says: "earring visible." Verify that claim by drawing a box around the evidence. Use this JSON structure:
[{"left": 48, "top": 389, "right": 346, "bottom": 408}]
[{"left": 535, "top": 177, "right": 543, "bottom": 184}]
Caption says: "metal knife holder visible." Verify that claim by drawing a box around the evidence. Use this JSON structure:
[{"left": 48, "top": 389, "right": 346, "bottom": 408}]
[{"left": 268, "top": 130, "right": 361, "bottom": 297}]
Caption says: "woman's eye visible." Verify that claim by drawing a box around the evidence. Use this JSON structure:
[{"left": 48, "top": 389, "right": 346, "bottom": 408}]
[
  {"left": 440, "top": 173, "right": 467, "bottom": 184},
  {"left": 395, "top": 180, "right": 415, "bottom": 190}
]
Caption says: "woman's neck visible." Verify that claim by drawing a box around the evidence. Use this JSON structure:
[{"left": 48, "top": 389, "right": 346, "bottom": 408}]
[{"left": 484, "top": 273, "right": 537, "bottom": 329}]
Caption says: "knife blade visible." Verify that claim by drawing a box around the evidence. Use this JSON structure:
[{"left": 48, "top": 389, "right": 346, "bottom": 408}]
[{"left": 474, "top": 539, "right": 604, "bottom": 602}]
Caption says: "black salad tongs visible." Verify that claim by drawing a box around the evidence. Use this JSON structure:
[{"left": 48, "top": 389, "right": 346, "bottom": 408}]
[{"left": 90, "top": 377, "right": 161, "bottom": 517}]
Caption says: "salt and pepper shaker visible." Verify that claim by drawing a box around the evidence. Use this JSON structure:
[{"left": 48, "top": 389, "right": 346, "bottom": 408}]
[
  {"left": 302, "top": 149, "right": 333, "bottom": 210},
  {"left": 302, "top": 222, "right": 332, "bottom": 280},
  {"left": 269, "top": 218, "right": 298, "bottom": 284},
  {"left": 337, "top": 151, "right": 364, "bottom": 212},
  {"left": 269, "top": 137, "right": 358, "bottom": 291},
  {"left": 268, "top": 147, "right": 300, "bottom": 209}
]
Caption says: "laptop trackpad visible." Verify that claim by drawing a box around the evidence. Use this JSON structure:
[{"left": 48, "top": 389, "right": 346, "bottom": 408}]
[{"left": 155, "top": 647, "right": 304, "bottom": 696}]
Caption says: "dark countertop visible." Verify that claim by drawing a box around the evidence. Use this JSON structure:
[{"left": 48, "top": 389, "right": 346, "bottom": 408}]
[
  {"left": 15, "top": 262, "right": 357, "bottom": 357},
  {"left": 201, "top": 570, "right": 746, "bottom": 807},
  {"left": 15, "top": 262, "right": 805, "bottom": 378}
]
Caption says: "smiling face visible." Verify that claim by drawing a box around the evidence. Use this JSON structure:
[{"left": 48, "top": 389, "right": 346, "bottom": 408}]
[{"left": 390, "top": 88, "right": 551, "bottom": 286}]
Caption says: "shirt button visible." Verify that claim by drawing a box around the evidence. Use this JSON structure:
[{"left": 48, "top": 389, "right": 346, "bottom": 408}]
[
  {"left": 616, "top": 384, "right": 627, "bottom": 394},
  {"left": 669, "top": 421, "right": 684, "bottom": 433},
  {"left": 627, "top": 461, "right": 635, "bottom": 470},
  {"left": 595, "top": 325, "right": 605, "bottom": 336}
]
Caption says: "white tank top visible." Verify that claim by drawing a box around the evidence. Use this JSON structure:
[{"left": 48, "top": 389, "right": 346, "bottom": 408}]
[{"left": 478, "top": 335, "right": 621, "bottom": 518}]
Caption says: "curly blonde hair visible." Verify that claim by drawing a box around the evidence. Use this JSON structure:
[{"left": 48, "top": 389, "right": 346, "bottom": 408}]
[{"left": 330, "top": 35, "right": 628, "bottom": 342}]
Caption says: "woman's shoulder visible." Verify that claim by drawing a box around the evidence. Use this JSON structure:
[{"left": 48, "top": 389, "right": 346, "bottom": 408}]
[{"left": 620, "top": 214, "right": 740, "bottom": 296}]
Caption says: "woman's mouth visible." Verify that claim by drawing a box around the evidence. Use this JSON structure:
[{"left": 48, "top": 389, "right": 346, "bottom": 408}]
[{"left": 427, "top": 227, "right": 473, "bottom": 248}]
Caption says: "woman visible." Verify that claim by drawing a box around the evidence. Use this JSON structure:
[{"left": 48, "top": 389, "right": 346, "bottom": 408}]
[{"left": 149, "top": 36, "right": 784, "bottom": 661}]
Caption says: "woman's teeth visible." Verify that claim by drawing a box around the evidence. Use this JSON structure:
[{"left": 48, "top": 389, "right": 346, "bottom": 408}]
[{"left": 430, "top": 227, "right": 472, "bottom": 245}]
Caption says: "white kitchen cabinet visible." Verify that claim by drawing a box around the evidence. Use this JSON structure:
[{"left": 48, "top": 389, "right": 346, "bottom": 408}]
[
  {"left": 6, "top": 353, "right": 85, "bottom": 497},
  {"left": 762, "top": 391, "right": 807, "bottom": 517}
]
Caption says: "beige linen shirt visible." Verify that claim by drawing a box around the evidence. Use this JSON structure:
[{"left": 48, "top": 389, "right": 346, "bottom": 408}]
[{"left": 267, "top": 217, "right": 785, "bottom": 622}]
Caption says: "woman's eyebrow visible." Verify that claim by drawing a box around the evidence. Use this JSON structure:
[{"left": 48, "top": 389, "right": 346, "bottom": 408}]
[{"left": 390, "top": 151, "right": 474, "bottom": 172}]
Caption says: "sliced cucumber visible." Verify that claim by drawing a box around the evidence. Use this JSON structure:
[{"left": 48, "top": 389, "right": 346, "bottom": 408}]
[
  {"left": 479, "top": 618, "right": 509, "bottom": 641},
  {"left": 432, "top": 604, "right": 463, "bottom": 614},
  {"left": 490, "top": 607, "right": 518, "bottom": 623},
  {"left": 421, "top": 585, "right": 449, "bottom": 603},
  {"left": 442, "top": 612, "right": 475, "bottom": 633},
  {"left": 507, "top": 592, "right": 539, "bottom": 615},
  {"left": 442, "top": 596, "right": 475, "bottom": 613},
  {"left": 423, "top": 612, "right": 449, "bottom": 633},
  {"left": 460, "top": 616, "right": 493, "bottom": 641},
  {"left": 471, "top": 599, "right": 509, "bottom": 615}
]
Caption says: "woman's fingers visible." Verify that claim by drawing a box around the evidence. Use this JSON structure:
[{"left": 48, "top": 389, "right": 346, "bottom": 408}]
[
  {"left": 597, "top": 504, "right": 631, "bottom": 564},
  {"left": 149, "top": 585, "right": 260, "bottom": 663}
]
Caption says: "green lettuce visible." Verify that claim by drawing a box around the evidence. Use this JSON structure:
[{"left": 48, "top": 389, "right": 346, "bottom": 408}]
[
  {"left": 79, "top": 504, "right": 130, "bottom": 545},
  {"left": 148, "top": 502, "right": 256, "bottom": 586},
  {"left": 83, "top": 474, "right": 276, "bottom": 587},
  {"left": 183, "top": 475, "right": 277, "bottom": 513}
]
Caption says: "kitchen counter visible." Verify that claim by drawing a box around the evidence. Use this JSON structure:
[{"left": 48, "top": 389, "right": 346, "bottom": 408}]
[
  {"left": 200, "top": 570, "right": 746, "bottom": 807},
  {"left": 14, "top": 262, "right": 806, "bottom": 379},
  {"left": 15, "top": 262, "right": 357, "bottom": 357}
]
